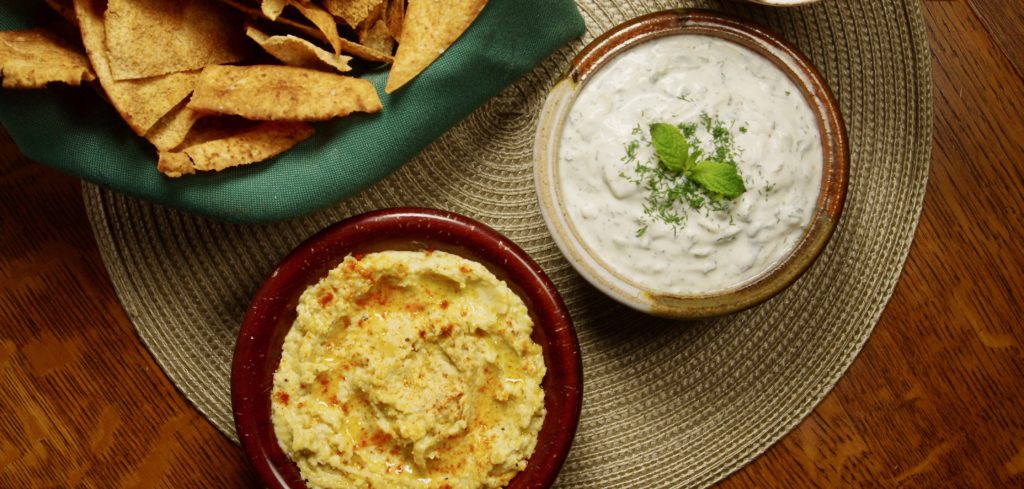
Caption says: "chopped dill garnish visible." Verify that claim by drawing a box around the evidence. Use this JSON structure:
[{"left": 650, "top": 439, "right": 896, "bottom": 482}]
[
  {"left": 620, "top": 112, "right": 757, "bottom": 236},
  {"left": 700, "top": 114, "right": 739, "bottom": 166},
  {"left": 678, "top": 121, "right": 698, "bottom": 138},
  {"left": 622, "top": 140, "right": 639, "bottom": 162}
]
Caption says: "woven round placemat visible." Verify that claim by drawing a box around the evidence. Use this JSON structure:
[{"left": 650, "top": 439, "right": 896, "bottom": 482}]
[{"left": 83, "top": 0, "right": 931, "bottom": 487}]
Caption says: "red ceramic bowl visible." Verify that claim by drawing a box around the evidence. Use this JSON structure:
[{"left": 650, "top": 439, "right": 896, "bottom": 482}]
[{"left": 232, "top": 208, "right": 583, "bottom": 489}]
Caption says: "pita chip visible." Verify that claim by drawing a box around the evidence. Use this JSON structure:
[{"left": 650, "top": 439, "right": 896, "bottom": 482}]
[
  {"left": 246, "top": 25, "right": 352, "bottom": 73},
  {"left": 286, "top": 0, "right": 344, "bottom": 54},
  {"left": 73, "top": 0, "right": 198, "bottom": 135},
  {"left": 145, "top": 101, "right": 203, "bottom": 151},
  {"left": 385, "top": 0, "right": 487, "bottom": 93},
  {"left": 261, "top": 0, "right": 287, "bottom": 20},
  {"left": 157, "top": 118, "right": 314, "bottom": 177},
  {"left": 323, "top": 0, "right": 379, "bottom": 29},
  {"left": 188, "top": 64, "right": 381, "bottom": 121},
  {"left": 216, "top": 0, "right": 325, "bottom": 42},
  {"left": 104, "top": 0, "right": 250, "bottom": 80},
  {"left": 385, "top": 0, "right": 405, "bottom": 43},
  {"left": 0, "top": 29, "right": 94, "bottom": 89},
  {"left": 358, "top": 20, "right": 394, "bottom": 57},
  {"left": 337, "top": 37, "right": 392, "bottom": 63}
]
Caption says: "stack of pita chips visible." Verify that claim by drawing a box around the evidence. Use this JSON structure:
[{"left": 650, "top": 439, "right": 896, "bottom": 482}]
[{"left": 0, "top": 0, "right": 488, "bottom": 177}]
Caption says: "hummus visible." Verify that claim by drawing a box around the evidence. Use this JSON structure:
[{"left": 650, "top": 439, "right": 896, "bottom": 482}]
[{"left": 271, "top": 250, "right": 547, "bottom": 489}]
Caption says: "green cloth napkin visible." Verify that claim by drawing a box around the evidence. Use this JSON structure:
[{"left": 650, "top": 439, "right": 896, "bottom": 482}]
[{"left": 0, "top": 2, "right": 584, "bottom": 223}]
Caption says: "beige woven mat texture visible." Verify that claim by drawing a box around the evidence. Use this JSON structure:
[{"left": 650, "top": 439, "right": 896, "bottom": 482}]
[{"left": 84, "top": 1, "right": 931, "bottom": 487}]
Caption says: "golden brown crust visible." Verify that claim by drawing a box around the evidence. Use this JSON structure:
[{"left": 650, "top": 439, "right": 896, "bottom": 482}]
[
  {"left": 322, "top": 0, "right": 380, "bottom": 29},
  {"left": 385, "top": 0, "right": 487, "bottom": 93},
  {"left": 157, "top": 119, "right": 315, "bottom": 177},
  {"left": 73, "top": 0, "right": 199, "bottom": 135},
  {"left": 0, "top": 28, "right": 94, "bottom": 89},
  {"left": 188, "top": 65, "right": 382, "bottom": 121},
  {"left": 245, "top": 25, "right": 352, "bottom": 73},
  {"left": 103, "top": 0, "right": 250, "bottom": 81}
]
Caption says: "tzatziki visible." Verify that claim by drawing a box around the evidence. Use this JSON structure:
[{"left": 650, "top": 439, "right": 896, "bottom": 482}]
[{"left": 558, "top": 34, "right": 823, "bottom": 295}]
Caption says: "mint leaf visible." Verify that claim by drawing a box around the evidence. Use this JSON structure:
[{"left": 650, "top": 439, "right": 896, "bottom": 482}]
[
  {"left": 626, "top": 117, "right": 748, "bottom": 237},
  {"left": 649, "top": 123, "right": 700, "bottom": 173},
  {"left": 689, "top": 161, "right": 746, "bottom": 198}
]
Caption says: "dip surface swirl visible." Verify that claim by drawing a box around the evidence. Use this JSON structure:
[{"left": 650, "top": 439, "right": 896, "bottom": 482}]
[
  {"left": 272, "top": 250, "right": 546, "bottom": 489},
  {"left": 559, "top": 34, "right": 824, "bottom": 295}
]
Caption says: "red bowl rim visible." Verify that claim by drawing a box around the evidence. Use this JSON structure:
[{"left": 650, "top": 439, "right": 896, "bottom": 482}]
[{"left": 231, "top": 207, "right": 583, "bottom": 489}]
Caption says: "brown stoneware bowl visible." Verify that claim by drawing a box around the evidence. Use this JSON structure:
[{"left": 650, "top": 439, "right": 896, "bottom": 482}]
[
  {"left": 742, "top": 0, "right": 823, "bottom": 5},
  {"left": 232, "top": 208, "right": 583, "bottom": 489},
  {"left": 534, "top": 9, "right": 849, "bottom": 319}
]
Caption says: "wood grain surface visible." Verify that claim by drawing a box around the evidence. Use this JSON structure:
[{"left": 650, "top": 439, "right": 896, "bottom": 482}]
[{"left": 1, "top": 1, "right": 1022, "bottom": 487}]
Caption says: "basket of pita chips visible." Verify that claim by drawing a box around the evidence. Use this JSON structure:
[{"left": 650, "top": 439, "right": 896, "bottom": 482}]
[{"left": 0, "top": 0, "right": 584, "bottom": 221}]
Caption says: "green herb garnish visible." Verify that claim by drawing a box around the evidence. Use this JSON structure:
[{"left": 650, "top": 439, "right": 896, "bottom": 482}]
[
  {"left": 649, "top": 122, "right": 745, "bottom": 197},
  {"left": 688, "top": 161, "right": 746, "bottom": 198},
  {"left": 622, "top": 140, "right": 639, "bottom": 162},
  {"left": 649, "top": 123, "right": 703, "bottom": 173},
  {"left": 620, "top": 112, "right": 751, "bottom": 235}
]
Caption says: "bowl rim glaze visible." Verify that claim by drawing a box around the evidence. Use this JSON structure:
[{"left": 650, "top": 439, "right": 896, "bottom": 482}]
[
  {"left": 231, "top": 208, "right": 583, "bottom": 489},
  {"left": 534, "top": 9, "right": 849, "bottom": 319},
  {"left": 744, "top": 0, "right": 823, "bottom": 5}
]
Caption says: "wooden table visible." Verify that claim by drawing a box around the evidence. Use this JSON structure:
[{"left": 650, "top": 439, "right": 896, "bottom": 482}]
[{"left": 2, "top": 1, "right": 1021, "bottom": 487}]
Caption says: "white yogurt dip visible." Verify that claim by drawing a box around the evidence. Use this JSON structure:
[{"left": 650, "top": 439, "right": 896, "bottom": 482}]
[{"left": 558, "top": 34, "right": 823, "bottom": 295}]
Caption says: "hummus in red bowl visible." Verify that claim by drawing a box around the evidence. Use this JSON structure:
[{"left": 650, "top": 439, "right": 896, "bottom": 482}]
[{"left": 232, "top": 208, "right": 582, "bottom": 489}]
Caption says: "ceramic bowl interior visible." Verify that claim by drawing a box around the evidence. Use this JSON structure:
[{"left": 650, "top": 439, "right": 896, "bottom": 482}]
[
  {"left": 232, "top": 208, "right": 583, "bottom": 489},
  {"left": 534, "top": 9, "right": 849, "bottom": 319}
]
